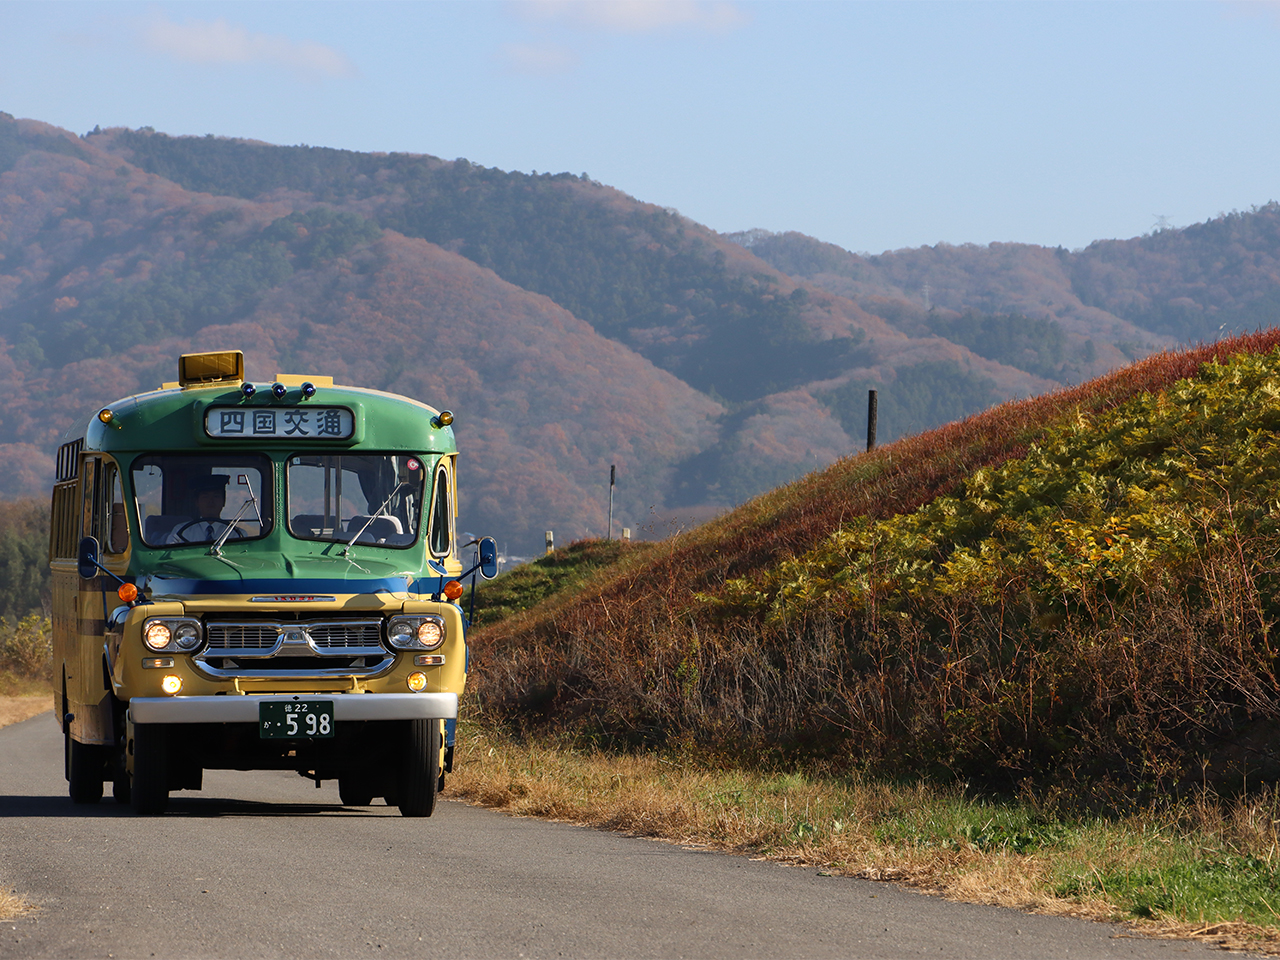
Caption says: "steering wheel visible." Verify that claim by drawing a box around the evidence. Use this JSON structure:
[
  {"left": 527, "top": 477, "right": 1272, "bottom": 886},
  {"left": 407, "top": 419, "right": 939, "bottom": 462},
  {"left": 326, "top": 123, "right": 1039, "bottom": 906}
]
[{"left": 172, "top": 518, "right": 246, "bottom": 543}]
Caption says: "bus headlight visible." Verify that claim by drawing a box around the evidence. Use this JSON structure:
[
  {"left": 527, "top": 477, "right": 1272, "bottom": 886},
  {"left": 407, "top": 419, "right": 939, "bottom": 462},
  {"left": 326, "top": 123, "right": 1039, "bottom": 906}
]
[
  {"left": 142, "top": 618, "right": 203, "bottom": 653},
  {"left": 144, "top": 622, "right": 172, "bottom": 651},
  {"left": 386, "top": 615, "right": 446, "bottom": 651},
  {"left": 174, "top": 623, "right": 201, "bottom": 650}
]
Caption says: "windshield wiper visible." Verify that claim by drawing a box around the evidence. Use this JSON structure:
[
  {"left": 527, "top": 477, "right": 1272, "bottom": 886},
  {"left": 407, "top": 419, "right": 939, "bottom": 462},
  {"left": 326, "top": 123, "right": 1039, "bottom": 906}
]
[
  {"left": 210, "top": 475, "right": 262, "bottom": 557},
  {"left": 343, "top": 481, "right": 408, "bottom": 557}
]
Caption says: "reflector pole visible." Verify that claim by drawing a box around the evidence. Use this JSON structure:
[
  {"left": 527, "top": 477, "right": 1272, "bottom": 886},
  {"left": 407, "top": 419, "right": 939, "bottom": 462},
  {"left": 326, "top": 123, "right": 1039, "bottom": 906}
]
[
  {"left": 608, "top": 465, "right": 616, "bottom": 541},
  {"left": 867, "top": 389, "right": 878, "bottom": 452}
]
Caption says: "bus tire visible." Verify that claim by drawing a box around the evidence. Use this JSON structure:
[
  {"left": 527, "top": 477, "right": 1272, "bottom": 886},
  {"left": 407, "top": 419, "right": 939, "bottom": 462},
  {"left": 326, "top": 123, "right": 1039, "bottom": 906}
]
[
  {"left": 112, "top": 751, "right": 131, "bottom": 805},
  {"left": 130, "top": 722, "right": 169, "bottom": 816},
  {"left": 67, "top": 733, "right": 104, "bottom": 804},
  {"left": 398, "top": 719, "right": 439, "bottom": 818},
  {"left": 338, "top": 777, "right": 373, "bottom": 807}
]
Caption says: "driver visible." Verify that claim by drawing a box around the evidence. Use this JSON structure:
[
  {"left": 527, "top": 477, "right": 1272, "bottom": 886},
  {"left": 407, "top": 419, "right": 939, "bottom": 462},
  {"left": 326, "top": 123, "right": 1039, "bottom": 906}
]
[{"left": 167, "top": 474, "right": 229, "bottom": 543}]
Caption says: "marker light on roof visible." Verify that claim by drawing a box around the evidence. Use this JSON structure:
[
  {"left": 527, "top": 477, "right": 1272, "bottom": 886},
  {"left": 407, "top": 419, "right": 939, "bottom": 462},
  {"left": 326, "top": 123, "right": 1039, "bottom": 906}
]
[
  {"left": 271, "top": 382, "right": 287, "bottom": 398},
  {"left": 241, "top": 382, "right": 256, "bottom": 398},
  {"left": 302, "top": 382, "right": 317, "bottom": 399}
]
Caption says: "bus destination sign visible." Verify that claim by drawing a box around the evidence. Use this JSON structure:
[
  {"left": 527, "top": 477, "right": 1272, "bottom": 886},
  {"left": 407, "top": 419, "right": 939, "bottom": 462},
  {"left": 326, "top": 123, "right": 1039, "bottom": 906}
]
[{"left": 205, "top": 406, "right": 354, "bottom": 440}]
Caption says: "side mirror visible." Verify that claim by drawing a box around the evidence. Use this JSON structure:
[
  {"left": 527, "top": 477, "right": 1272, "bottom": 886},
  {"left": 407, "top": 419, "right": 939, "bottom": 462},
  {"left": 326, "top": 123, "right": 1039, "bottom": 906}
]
[
  {"left": 478, "top": 536, "right": 499, "bottom": 580},
  {"left": 78, "top": 536, "right": 101, "bottom": 580}
]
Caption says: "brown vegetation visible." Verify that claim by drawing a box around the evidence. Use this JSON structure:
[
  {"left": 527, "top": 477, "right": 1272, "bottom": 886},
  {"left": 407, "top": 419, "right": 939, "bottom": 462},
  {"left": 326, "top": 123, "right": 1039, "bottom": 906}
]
[{"left": 471, "top": 329, "right": 1280, "bottom": 793}]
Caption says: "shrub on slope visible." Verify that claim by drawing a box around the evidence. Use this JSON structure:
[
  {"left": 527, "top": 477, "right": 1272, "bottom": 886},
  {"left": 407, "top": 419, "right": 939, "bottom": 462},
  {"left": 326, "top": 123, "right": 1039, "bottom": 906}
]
[{"left": 471, "top": 330, "right": 1280, "bottom": 792}]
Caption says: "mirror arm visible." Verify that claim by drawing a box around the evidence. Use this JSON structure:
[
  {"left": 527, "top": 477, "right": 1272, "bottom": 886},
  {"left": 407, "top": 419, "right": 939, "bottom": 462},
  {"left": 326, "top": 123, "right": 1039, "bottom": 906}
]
[{"left": 83, "top": 555, "right": 130, "bottom": 589}]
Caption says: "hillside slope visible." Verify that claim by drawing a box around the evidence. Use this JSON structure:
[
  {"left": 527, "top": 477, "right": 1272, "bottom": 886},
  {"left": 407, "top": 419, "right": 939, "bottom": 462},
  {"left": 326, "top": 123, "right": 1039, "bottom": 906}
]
[
  {"left": 0, "top": 116, "right": 721, "bottom": 548},
  {"left": 2, "top": 114, "right": 1057, "bottom": 536},
  {"left": 472, "top": 330, "right": 1280, "bottom": 791},
  {"left": 86, "top": 124, "right": 1056, "bottom": 448}
]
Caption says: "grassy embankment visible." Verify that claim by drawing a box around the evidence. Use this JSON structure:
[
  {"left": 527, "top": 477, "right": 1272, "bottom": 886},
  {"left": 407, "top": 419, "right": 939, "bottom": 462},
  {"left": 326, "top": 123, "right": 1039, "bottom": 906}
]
[{"left": 460, "top": 330, "right": 1280, "bottom": 952}]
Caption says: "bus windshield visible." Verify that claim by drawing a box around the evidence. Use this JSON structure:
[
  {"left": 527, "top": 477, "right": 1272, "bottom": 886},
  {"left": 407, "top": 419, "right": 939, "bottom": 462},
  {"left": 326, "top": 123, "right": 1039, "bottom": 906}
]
[
  {"left": 287, "top": 453, "right": 425, "bottom": 548},
  {"left": 133, "top": 454, "right": 272, "bottom": 547}
]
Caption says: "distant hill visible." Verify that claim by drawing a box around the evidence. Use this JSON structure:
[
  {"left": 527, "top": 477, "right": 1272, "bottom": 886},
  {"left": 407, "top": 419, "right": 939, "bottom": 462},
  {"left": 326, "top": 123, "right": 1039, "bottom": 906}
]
[{"left": 5, "top": 111, "right": 1280, "bottom": 550}]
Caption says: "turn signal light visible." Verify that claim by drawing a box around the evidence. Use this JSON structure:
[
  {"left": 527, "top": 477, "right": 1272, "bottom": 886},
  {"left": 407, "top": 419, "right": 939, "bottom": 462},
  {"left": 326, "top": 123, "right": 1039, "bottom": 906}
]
[
  {"left": 161, "top": 675, "right": 182, "bottom": 694},
  {"left": 407, "top": 671, "right": 427, "bottom": 692},
  {"left": 442, "top": 580, "right": 464, "bottom": 601},
  {"left": 117, "top": 582, "right": 139, "bottom": 603}
]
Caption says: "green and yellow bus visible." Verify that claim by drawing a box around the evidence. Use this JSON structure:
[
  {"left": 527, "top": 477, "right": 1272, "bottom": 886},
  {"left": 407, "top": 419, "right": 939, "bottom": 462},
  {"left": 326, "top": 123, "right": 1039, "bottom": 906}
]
[{"left": 49, "top": 350, "right": 495, "bottom": 816}]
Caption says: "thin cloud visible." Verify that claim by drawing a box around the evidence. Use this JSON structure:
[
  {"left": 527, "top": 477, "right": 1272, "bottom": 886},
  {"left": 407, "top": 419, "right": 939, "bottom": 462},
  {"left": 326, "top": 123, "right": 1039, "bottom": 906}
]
[
  {"left": 140, "top": 15, "right": 358, "bottom": 78},
  {"left": 500, "top": 42, "right": 581, "bottom": 75},
  {"left": 513, "top": 1, "right": 751, "bottom": 35},
  {"left": 1222, "top": 0, "right": 1280, "bottom": 27}
]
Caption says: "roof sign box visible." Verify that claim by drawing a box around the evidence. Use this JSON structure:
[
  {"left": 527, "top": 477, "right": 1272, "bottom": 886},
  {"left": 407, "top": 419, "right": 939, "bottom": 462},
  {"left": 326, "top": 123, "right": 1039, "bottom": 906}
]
[
  {"left": 179, "top": 351, "right": 245, "bottom": 387},
  {"left": 205, "top": 406, "right": 355, "bottom": 440}
]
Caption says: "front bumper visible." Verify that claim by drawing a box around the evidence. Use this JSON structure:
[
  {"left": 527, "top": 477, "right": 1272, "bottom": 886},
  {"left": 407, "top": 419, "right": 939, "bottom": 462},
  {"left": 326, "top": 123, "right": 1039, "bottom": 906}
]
[{"left": 128, "top": 692, "right": 458, "bottom": 724}]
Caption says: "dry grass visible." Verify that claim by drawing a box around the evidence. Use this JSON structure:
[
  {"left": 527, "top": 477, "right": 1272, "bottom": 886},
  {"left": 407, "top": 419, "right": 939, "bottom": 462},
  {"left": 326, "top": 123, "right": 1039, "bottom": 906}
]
[
  {"left": 0, "top": 888, "right": 32, "bottom": 923},
  {"left": 446, "top": 720, "right": 1280, "bottom": 955},
  {"left": 0, "top": 695, "right": 49, "bottom": 729}
]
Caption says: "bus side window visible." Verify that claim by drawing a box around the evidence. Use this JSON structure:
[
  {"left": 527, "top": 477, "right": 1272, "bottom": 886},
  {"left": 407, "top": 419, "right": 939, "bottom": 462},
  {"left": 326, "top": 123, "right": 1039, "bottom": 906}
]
[
  {"left": 81, "top": 458, "right": 100, "bottom": 541},
  {"left": 105, "top": 465, "right": 128, "bottom": 554},
  {"left": 428, "top": 464, "right": 452, "bottom": 557}
]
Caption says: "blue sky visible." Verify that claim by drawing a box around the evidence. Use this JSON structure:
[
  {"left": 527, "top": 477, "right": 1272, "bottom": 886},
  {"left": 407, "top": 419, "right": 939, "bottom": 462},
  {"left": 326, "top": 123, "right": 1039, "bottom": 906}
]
[{"left": 2, "top": 1, "right": 1279, "bottom": 255}]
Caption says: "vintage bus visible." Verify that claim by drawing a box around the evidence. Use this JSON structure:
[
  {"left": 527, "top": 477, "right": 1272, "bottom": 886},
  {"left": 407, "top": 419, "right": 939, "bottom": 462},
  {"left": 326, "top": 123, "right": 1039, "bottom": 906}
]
[{"left": 49, "top": 350, "right": 495, "bottom": 816}]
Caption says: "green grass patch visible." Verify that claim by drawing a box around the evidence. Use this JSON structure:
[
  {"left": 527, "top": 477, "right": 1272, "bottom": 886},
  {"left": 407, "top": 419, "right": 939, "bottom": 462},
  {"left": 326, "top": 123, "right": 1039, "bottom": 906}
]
[
  {"left": 471, "top": 539, "right": 652, "bottom": 627},
  {"left": 1061, "top": 855, "right": 1280, "bottom": 925}
]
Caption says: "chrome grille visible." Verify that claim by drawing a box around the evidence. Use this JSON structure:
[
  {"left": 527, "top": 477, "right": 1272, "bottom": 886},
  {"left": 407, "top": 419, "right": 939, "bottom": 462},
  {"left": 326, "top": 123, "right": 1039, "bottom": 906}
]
[
  {"left": 207, "top": 623, "right": 278, "bottom": 650},
  {"left": 309, "top": 622, "right": 382, "bottom": 649},
  {"left": 194, "top": 618, "right": 392, "bottom": 680}
]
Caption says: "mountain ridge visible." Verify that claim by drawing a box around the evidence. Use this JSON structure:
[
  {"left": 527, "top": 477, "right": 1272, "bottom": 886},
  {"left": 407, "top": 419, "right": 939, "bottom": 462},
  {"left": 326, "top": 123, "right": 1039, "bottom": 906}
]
[{"left": 4, "top": 112, "right": 1280, "bottom": 550}]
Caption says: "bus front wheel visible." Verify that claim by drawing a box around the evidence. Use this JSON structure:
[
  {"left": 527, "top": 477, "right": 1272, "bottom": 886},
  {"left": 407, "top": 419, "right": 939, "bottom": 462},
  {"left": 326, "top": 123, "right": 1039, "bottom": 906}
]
[
  {"left": 398, "top": 719, "right": 439, "bottom": 818},
  {"left": 129, "top": 722, "right": 169, "bottom": 816},
  {"left": 338, "top": 776, "right": 374, "bottom": 807}
]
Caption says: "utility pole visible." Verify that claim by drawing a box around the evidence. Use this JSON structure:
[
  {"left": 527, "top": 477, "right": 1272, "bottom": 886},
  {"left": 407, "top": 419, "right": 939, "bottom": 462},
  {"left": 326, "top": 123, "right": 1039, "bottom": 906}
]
[{"left": 607, "top": 464, "right": 616, "bottom": 540}]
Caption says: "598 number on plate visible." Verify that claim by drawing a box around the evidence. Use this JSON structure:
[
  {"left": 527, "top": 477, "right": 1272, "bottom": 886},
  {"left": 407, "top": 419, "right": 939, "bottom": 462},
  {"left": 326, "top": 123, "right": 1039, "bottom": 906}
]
[{"left": 260, "top": 701, "right": 335, "bottom": 739}]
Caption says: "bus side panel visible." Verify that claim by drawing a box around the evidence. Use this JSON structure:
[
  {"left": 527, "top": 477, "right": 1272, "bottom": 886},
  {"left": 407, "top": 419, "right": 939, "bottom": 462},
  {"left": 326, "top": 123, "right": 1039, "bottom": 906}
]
[
  {"left": 50, "top": 564, "right": 76, "bottom": 731},
  {"left": 72, "top": 579, "right": 113, "bottom": 745}
]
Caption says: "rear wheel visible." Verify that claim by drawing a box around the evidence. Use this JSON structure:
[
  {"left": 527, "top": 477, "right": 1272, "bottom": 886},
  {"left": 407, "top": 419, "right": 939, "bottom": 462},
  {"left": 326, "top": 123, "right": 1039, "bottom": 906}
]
[
  {"left": 129, "top": 722, "right": 169, "bottom": 816},
  {"left": 398, "top": 719, "right": 440, "bottom": 818},
  {"left": 66, "top": 733, "right": 104, "bottom": 804}
]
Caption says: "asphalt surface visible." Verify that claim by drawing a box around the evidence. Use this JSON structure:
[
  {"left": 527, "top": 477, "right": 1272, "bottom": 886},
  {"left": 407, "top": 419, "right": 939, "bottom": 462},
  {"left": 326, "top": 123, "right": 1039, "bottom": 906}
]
[{"left": 0, "top": 712, "right": 1250, "bottom": 959}]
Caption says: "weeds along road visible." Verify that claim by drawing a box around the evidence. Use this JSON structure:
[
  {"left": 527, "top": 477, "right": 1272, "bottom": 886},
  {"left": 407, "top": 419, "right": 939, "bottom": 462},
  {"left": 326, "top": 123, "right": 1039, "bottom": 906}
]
[{"left": 0, "top": 714, "right": 1249, "bottom": 960}]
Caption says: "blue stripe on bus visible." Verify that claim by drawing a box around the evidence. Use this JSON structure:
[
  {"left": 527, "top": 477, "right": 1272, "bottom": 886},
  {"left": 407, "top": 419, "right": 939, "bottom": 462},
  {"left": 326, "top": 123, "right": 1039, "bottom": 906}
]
[{"left": 148, "top": 577, "right": 415, "bottom": 595}]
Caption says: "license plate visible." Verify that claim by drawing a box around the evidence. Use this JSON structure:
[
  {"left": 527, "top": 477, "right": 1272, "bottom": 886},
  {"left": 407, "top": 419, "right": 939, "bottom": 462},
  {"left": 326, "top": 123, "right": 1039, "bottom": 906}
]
[{"left": 259, "top": 700, "right": 335, "bottom": 739}]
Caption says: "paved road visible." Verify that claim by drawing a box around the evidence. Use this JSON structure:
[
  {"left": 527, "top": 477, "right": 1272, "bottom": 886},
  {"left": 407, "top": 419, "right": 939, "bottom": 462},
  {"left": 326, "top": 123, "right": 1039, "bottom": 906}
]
[{"left": 0, "top": 712, "right": 1245, "bottom": 959}]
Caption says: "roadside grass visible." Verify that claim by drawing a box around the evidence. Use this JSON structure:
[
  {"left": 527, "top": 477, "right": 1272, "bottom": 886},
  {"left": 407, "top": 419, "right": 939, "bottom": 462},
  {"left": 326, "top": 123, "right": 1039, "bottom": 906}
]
[{"left": 446, "top": 717, "right": 1280, "bottom": 955}]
